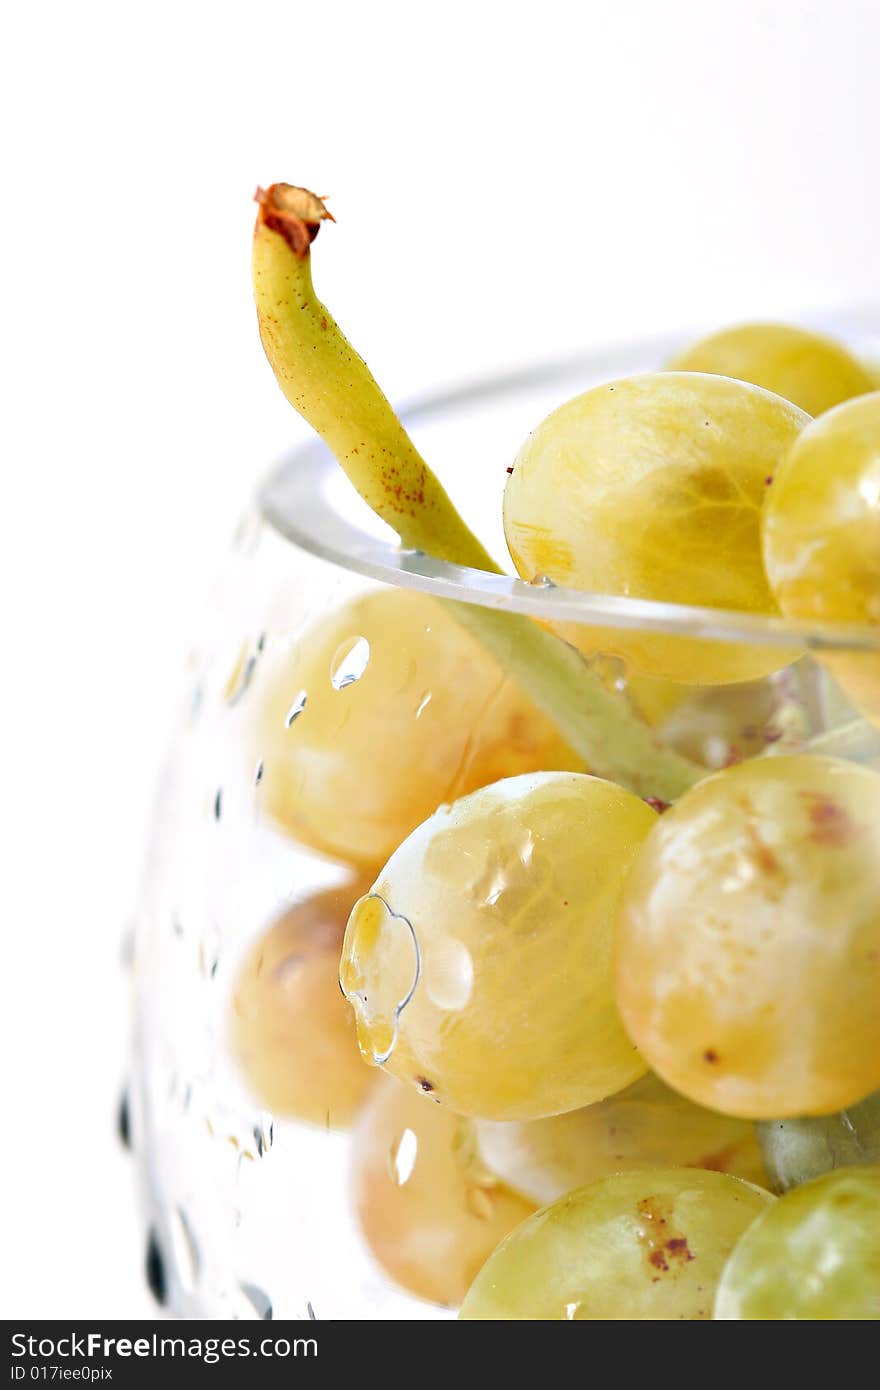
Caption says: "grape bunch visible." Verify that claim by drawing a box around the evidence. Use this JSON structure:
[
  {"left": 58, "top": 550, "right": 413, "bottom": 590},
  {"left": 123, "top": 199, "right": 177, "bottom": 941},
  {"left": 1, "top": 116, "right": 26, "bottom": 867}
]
[{"left": 248, "top": 196, "right": 880, "bottom": 1325}]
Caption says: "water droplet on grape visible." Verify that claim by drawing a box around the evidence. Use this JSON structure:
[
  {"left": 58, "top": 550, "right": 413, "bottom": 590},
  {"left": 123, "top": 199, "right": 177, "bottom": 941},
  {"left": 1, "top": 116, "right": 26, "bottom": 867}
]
[
  {"left": 331, "top": 636, "right": 371, "bottom": 690},
  {"left": 340, "top": 893, "right": 420, "bottom": 1065},
  {"left": 285, "top": 690, "right": 308, "bottom": 726},
  {"left": 388, "top": 1127, "right": 418, "bottom": 1186}
]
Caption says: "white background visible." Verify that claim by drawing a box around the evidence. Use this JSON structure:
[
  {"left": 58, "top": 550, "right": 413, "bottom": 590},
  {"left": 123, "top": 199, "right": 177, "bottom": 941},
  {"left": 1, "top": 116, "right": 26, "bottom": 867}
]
[{"left": 2, "top": 0, "right": 879, "bottom": 1318}]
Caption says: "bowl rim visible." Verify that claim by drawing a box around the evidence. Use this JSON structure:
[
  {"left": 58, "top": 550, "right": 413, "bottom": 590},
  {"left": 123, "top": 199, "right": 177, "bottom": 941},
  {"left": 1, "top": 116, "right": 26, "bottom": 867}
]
[{"left": 258, "top": 328, "right": 880, "bottom": 656}]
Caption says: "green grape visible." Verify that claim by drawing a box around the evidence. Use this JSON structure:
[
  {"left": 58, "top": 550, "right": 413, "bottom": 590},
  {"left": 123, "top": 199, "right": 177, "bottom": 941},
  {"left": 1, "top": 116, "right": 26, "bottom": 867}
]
[
  {"left": 476, "top": 1072, "right": 767, "bottom": 1206},
  {"left": 714, "top": 1167, "right": 880, "bottom": 1319},
  {"left": 340, "top": 771, "right": 656, "bottom": 1120},
  {"left": 504, "top": 373, "right": 805, "bottom": 684},
  {"left": 758, "top": 1090, "right": 880, "bottom": 1194},
  {"left": 762, "top": 392, "right": 880, "bottom": 727},
  {"left": 616, "top": 754, "right": 880, "bottom": 1118},
  {"left": 350, "top": 1079, "right": 534, "bottom": 1307},
  {"left": 253, "top": 588, "right": 579, "bottom": 869},
  {"left": 230, "top": 882, "right": 375, "bottom": 1127},
  {"left": 459, "top": 1168, "right": 772, "bottom": 1320},
  {"left": 668, "top": 322, "right": 875, "bottom": 417}
]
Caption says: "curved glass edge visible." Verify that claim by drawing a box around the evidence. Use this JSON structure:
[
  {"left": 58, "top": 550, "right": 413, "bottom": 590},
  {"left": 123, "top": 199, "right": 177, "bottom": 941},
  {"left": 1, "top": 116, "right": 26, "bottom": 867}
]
[{"left": 258, "top": 330, "right": 880, "bottom": 656}]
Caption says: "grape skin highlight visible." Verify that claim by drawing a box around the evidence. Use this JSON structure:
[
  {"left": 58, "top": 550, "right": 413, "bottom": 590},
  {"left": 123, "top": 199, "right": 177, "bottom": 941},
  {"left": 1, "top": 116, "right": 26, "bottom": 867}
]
[
  {"left": 503, "top": 372, "right": 806, "bottom": 684},
  {"left": 616, "top": 755, "right": 880, "bottom": 1118},
  {"left": 340, "top": 771, "right": 656, "bottom": 1120},
  {"left": 459, "top": 1168, "right": 772, "bottom": 1320},
  {"left": 714, "top": 1167, "right": 880, "bottom": 1320}
]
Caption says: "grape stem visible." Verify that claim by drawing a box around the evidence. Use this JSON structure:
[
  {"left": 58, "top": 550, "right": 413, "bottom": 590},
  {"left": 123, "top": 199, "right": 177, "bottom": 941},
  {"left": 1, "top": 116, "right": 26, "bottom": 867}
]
[{"left": 252, "top": 183, "right": 704, "bottom": 799}]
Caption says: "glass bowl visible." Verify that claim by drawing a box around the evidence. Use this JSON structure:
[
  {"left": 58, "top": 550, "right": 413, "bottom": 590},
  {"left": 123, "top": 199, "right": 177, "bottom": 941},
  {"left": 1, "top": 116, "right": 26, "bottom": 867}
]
[{"left": 125, "top": 321, "right": 880, "bottom": 1320}]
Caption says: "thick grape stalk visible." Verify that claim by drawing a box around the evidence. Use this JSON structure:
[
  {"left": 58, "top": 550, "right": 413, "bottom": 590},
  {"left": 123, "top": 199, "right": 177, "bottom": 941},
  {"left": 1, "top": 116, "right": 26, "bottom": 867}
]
[{"left": 251, "top": 184, "right": 702, "bottom": 800}]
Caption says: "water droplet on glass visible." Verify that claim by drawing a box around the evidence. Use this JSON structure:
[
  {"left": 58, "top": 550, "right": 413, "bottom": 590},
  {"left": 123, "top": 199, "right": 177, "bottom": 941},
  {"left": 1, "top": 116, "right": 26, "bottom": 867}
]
[
  {"left": 331, "top": 636, "right": 371, "bottom": 690},
  {"left": 254, "top": 759, "right": 264, "bottom": 786},
  {"left": 168, "top": 1207, "right": 200, "bottom": 1294},
  {"left": 415, "top": 691, "right": 433, "bottom": 719},
  {"left": 145, "top": 1229, "right": 168, "bottom": 1307},
  {"left": 253, "top": 1113, "right": 274, "bottom": 1156},
  {"left": 223, "top": 640, "right": 259, "bottom": 707},
  {"left": 530, "top": 574, "right": 557, "bottom": 589},
  {"left": 388, "top": 1128, "right": 418, "bottom": 1186},
  {"left": 285, "top": 690, "right": 308, "bottom": 726},
  {"left": 213, "top": 788, "right": 223, "bottom": 821},
  {"left": 307, "top": 1301, "right": 317, "bottom": 1320},
  {"left": 117, "top": 1089, "right": 131, "bottom": 1150},
  {"left": 240, "top": 1282, "right": 273, "bottom": 1320},
  {"left": 199, "top": 922, "right": 221, "bottom": 981}
]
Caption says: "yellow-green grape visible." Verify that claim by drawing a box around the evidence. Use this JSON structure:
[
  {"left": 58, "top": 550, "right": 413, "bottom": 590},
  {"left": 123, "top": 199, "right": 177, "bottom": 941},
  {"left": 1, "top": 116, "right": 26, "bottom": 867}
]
[
  {"left": 616, "top": 754, "right": 880, "bottom": 1118},
  {"left": 476, "top": 1072, "right": 767, "bottom": 1206},
  {"left": 763, "top": 392, "right": 880, "bottom": 726},
  {"left": 714, "top": 1167, "right": 880, "bottom": 1319},
  {"left": 459, "top": 1168, "right": 772, "bottom": 1320},
  {"left": 758, "top": 1090, "right": 880, "bottom": 1194},
  {"left": 254, "top": 588, "right": 579, "bottom": 869},
  {"left": 668, "top": 322, "right": 875, "bottom": 417},
  {"left": 340, "top": 771, "right": 655, "bottom": 1120},
  {"left": 230, "top": 883, "right": 374, "bottom": 1127},
  {"left": 504, "top": 373, "right": 806, "bottom": 684},
  {"left": 350, "top": 1079, "right": 535, "bottom": 1307}
]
